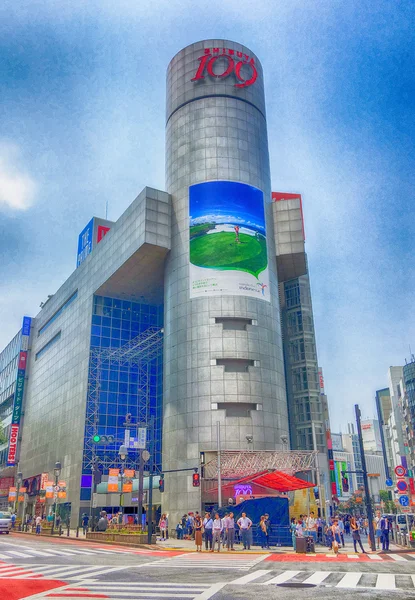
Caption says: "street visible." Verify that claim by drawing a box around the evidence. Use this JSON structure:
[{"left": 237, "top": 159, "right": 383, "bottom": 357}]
[{"left": 1, "top": 534, "right": 415, "bottom": 599}]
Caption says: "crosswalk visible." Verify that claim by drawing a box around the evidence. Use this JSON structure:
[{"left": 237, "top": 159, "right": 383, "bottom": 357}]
[
  {"left": 0, "top": 544, "right": 134, "bottom": 560},
  {"left": 0, "top": 562, "right": 133, "bottom": 580},
  {"left": 144, "top": 551, "right": 267, "bottom": 570},
  {"left": 39, "top": 581, "right": 215, "bottom": 599},
  {"left": 230, "top": 569, "right": 415, "bottom": 590}
]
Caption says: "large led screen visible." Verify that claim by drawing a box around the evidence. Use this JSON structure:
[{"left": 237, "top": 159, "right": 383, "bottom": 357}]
[{"left": 189, "top": 181, "right": 270, "bottom": 301}]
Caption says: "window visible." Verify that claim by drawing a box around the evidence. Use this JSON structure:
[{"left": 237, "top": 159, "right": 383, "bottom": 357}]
[
  {"left": 216, "top": 359, "right": 255, "bottom": 372},
  {"left": 217, "top": 402, "right": 257, "bottom": 417},
  {"left": 215, "top": 317, "right": 253, "bottom": 331},
  {"left": 38, "top": 291, "right": 78, "bottom": 335},
  {"left": 285, "top": 281, "right": 300, "bottom": 308},
  {"left": 35, "top": 331, "right": 61, "bottom": 360}
]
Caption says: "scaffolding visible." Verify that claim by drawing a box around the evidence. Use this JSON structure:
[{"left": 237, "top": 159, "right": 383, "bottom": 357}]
[
  {"left": 204, "top": 450, "right": 317, "bottom": 480},
  {"left": 83, "top": 327, "right": 164, "bottom": 472}
]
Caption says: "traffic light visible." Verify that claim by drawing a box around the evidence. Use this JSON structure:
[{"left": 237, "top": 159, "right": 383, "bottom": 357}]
[
  {"left": 342, "top": 476, "right": 349, "bottom": 493},
  {"left": 159, "top": 474, "right": 164, "bottom": 493},
  {"left": 314, "top": 486, "right": 319, "bottom": 500},
  {"left": 92, "top": 435, "right": 115, "bottom": 445},
  {"left": 192, "top": 472, "right": 200, "bottom": 487}
]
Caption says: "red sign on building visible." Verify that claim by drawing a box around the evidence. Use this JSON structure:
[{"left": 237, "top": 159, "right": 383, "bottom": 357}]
[
  {"left": 191, "top": 47, "right": 258, "bottom": 88},
  {"left": 7, "top": 424, "right": 19, "bottom": 464}
]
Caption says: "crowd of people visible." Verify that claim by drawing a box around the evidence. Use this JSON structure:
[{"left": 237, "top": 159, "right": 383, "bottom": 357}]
[{"left": 290, "top": 511, "right": 394, "bottom": 554}]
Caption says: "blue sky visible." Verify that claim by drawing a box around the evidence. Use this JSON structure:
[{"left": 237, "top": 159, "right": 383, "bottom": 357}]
[{"left": 0, "top": 0, "right": 414, "bottom": 431}]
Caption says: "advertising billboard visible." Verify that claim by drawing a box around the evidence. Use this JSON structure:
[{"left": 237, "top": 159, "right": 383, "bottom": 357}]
[
  {"left": 7, "top": 316, "right": 31, "bottom": 466},
  {"left": 77, "top": 218, "right": 94, "bottom": 267},
  {"left": 189, "top": 181, "right": 270, "bottom": 301}
]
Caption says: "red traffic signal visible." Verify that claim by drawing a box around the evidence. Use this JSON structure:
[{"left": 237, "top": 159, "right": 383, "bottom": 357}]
[
  {"left": 159, "top": 474, "right": 164, "bottom": 493},
  {"left": 192, "top": 472, "right": 200, "bottom": 487}
]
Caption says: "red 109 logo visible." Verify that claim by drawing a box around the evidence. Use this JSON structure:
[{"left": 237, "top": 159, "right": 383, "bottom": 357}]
[{"left": 191, "top": 47, "right": 258, "bottom": 88}]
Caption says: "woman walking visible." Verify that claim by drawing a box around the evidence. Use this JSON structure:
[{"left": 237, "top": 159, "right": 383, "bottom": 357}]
[
  {"left": 350, "top": 516, "right": 366, "bottom": 554},
  {"left": 259, "top": 516, "right": 268, "bottom": 549},
  {"left": 159, "top": 514, "right": 167, "bottom": 541},
  {"left": 331, "top": 519, "right": 341, "bottom": 555},
  {"left": 194, "top": 513, "right": 203, "bottom": 552}
]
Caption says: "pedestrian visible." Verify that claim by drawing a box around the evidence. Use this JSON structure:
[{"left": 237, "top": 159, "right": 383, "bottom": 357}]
[
  {"left": 81, "top": 513, "right": 89, "bottom": 534},
  {"left": 11, "top": 513, "right": 16, "bottom": 529},
  {"left": 221, "top": 512, "right": 229, "bottom": 546},
  {"left": 97, "top": 512, "right": 108, "bottom": 532},
  {"left": 176, "top": 522, "right": 184, "bottom": 540},
  {"left": 159, "top": 514, "right": 167, "bottom": 540},
  {"left": 264, "top": 513, "right": 271, "bottom": 548},
  {"left": 203, "top": 512, "right": 213, "bottom": 551},
  {"left": 194, "top": 513, "right": 203, "bottom": 552},
  {"left": 381, "top": 516, "right": 390, "bottom": 551},
  {"left": 344, "top": 517, "right": 351, "bottom": 535},
  {"left": 338, "top": 517, "right": 345, "bottom": 547},
  {"left": 374, "top": 511, "right": 382, "bottom": 549},
  {"left": 56, "top": 514, "right": 61, "bottom": 529},
  {"left": 306, "top": 511, "right": 317, "bottom": 543},
  {"left": 237, "top": 512, "right": 253, "bottom": 550},
  {"left": 296, "top": 518, "right": 304, "bottom": 540},
  {"left": 317, "top": 517, "right": 323, "bottom": 544},
  {"left": 350, "top": 516, "right": 366, "bottom": 553},
  {"left": 35, "top": 515, "right": 42, "bottom": 535},
  {"left": 225, "top": 512, "right": 235, "bottom": 551},
  {"left": 212, "top": 513, "right": 222, "bottom": 552},
  {"left": 290, "top": 518, "right": 297, "bottom": 551},
  {"left": 259, "top": 516, "right": 268, "bottom": 549},
  {"left": 331, "top": 519, "right": 341, "bottom": 555},
  {"left": 325, "top": 523, "right": 333, "bottom": 548}
]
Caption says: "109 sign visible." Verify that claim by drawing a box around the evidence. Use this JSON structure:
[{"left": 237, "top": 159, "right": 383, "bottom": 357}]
[{"left": 191, "top": 48, "right": 258, "bottom": 88}]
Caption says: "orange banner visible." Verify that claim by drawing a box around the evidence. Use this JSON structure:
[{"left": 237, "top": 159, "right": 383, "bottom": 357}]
[
  {"left": 57, "top": 491, "right": 66, "bottom": 499},
  {"left": 122, "top": 482, "right": 133, "bottom": 493},
  {"left": 108, "top": 469, "right": 120, "bottom": 493},
  {"left": 123, "top": 469, "right": 135, "bottom": 478},
  {"left": 18, "top": 495, "right": 25, "bottom": 502},
  {"left": 8, "top": 487, "right": 17, "bottom": 502}
]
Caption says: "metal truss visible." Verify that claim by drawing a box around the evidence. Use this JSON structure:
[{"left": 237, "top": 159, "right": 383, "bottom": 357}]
[
  {"left": 84, "top": 327, "right": 163, "bottom": 472},
  {"left": 204, "top": 450, "right": 317, "bottom": 480}
]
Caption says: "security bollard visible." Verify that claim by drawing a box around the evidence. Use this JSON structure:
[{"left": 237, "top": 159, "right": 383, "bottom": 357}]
[
  {"left": 51, "top": 524, "right": 54, "bottom": 536},
  {"left": 76, "top": 527, "right": 79, "bottom": 538},
  {"left": 67, "top": 524, "right": 70, "bottom": 536},
  {"left": 59, "top": 525, "right": 63, "bottom": 536}
]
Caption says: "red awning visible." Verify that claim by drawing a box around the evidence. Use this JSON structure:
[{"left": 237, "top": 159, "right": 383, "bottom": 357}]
[{"left": 215, "top": 470, "right": 315, "bottom": 492}]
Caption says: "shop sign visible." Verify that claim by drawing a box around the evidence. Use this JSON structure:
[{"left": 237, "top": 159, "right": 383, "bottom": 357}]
[
  {"left": 7, "top": 424, "right": 19, "bottom": 465},
  {"left": 191, "top": 47, "right": 258, "bottom": 88}
]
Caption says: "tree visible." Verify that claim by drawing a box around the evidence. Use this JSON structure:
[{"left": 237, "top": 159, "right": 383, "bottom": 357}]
[{"left": 379, "top": 489, "right": 397, "bottom": 514}]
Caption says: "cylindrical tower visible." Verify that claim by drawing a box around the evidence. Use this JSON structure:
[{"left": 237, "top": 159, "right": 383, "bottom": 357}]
[{"left": 163, "top": 40, "right": 289, "bottom": 520}]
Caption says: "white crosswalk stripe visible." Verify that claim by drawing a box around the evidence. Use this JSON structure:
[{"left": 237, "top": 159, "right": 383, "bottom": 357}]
[
  {"left": 0, "top": 563, "right": 130, "bottom": 580},
  {"left": 42, "top": 581, "right": 213, "bottom": 599},
  {"left": 144, "top": 552, "right": 266, "bottom": 570},
  {"left": 0, "top": 545, "right": 130, "bottom": 560}
]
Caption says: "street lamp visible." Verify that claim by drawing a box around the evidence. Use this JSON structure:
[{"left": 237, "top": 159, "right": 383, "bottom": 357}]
[
  {"left": 53, "top": 461, "right": 61, "bottom": 528},
  {"left": 118, "top": 445, "right": 128, "bottom": 519}
]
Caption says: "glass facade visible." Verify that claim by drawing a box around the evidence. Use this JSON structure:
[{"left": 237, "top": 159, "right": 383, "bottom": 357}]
[
  {"left": 281, "top": 274, "right": 326, "bottom": 452},
  {"left": 81, "top": 296, "right": 163, "bottom": 500}
]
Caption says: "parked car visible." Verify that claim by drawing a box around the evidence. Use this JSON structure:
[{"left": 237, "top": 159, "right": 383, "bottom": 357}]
[{"left": 0, "top": 512, "right": 12, "bottom": 534}]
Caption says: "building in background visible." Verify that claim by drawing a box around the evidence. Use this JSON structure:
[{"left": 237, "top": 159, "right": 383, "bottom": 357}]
[
  {"left": 375, "top": 388, "right": 393, "bottom": 478},
  {"left": 402, "top": 358, "right": 415, "bottom": 471},
  {"left": 361, "top": 419, "right": 382, "bottom": 454},
  {"left": 385, "top": 366, "right": 408, "bottom": 471}
]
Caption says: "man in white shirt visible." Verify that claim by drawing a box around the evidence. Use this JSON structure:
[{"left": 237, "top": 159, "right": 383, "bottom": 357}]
[
  {"left": 212, "top": 513, "right": 223, "bottom": 552},
  {"left": 237, "top": 512, "right": 252, "bottom": 550},
  {"left": 306, "top": 511, "right": 317, "bottom": 542},
  {"left": 203, "top": 512, "right": 213, "bottom": 551},
  {"left": 225, "top": 512, "right": 235, "bottom": 550}
]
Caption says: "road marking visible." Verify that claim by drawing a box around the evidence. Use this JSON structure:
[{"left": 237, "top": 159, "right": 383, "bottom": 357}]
[
  {"left": 7, "top": 550, "right": 34, "bottom": 557},
  {"left": 198, "top": 583, "right": 227, "bottom": 599},
  {"left": 367, "top": 553, "right": 382, "bottom": 560},
  {"left": 375, "top": 573, "right": 396, "bottom": 589},
  {"left": 302, "top": 571, "right": 331, "bottom": 585},
  {"left": 387, "top": 553, "right": 407, "bottom": 561},
  {"left": 230, "top": 570, "right": 269, "bottom": 584},
  {"left": 262, "top": 570, "right": 300, "bottom": 585},
  {"left": 336, "top": 572, "right": 362, "bottom": 588},
  {"left": 346, "top": 554, "right": 359, "bottom": 559}
]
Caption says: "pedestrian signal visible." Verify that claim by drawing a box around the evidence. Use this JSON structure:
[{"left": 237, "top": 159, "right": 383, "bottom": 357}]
[
  {"left": 159, "top": 474, "right": 164, "bottom": 493},
  {"left": 192, "top": 472, "right": 200, "bottom": 487},
  {"left": 342, "top": 476, "right": 349, "bottom": 493}
]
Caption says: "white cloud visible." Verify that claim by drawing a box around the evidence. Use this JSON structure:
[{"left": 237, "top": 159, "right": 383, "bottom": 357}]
[{"left": 0, "top": 144, "right": 37, "bottom": 210}]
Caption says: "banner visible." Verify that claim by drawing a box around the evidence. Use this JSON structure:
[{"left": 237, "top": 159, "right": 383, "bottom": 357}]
[
  {"left": 108, "top": 469, "right": 119, "bottom": 492},
  {"left": 122, "top": 482, "right": 133, "bottom": 493},
  {"left": 189, "top": 181, "right": 270, "bottom": 302},
  {"left": 45, "top": 482, "right": 54, "bottom": 499},
  {"left": 8, "top": 487, "right": 16, "bottom": 502},
  {"left": 123, "top": 469, "right": 135, "bottom": 479},
  {"left": 57, "top": 491, "right": 66, "bottom": 499}
]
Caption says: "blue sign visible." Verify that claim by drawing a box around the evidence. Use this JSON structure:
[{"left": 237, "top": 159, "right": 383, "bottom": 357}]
[
  {"left": 22, "top": 316, "right": 32, "bottom": 337},
  {"left": 77, "top": 218, "right": 94, "bottom": 267},
  {"left": 385, "top": 478, "right": 394, "bottom": 487},
  {"left": 399, "top": 495, "right": 409, "bottom": 507}
]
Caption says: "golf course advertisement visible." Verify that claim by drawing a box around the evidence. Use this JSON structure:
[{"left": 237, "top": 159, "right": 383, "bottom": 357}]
[{"left": 189, "top": 180, "right": 270, "bottom": 301}]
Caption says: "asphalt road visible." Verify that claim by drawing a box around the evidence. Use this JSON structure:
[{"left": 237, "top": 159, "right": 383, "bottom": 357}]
[{"left": 1, "top": 533, "right": 415, "bottom": 599}]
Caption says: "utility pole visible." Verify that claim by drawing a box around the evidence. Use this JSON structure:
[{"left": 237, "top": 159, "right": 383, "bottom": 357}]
[
  {"left": 312, "top": 422, "right": 324, "bottom": 519},
  {"left": 137, "top": 450, "right": 144, "bottom": 530},
  {"left": 355, "top": 404, "right": 376, "bottom": 551},
  {"left": 217, "top": 421, "right": 222, "bottom": 509},
  {"left": 147, "top": 418, "right": 155, "bottom": 544}
]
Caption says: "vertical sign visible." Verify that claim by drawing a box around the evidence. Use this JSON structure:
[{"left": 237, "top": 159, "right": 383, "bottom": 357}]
[
  {"left": 7, "top": 316, "right": 31, "bottom": 466},
  {"left": 137, "top": 427, "right": 147, "bottom": 449},
  {"left": 76, "top": 218, "right": 94, "bottom": 267}
]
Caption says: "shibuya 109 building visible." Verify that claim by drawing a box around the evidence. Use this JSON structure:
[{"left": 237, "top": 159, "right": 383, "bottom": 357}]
[{"left": 0, "top": 40, "right": 328, "bottom": 525}]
